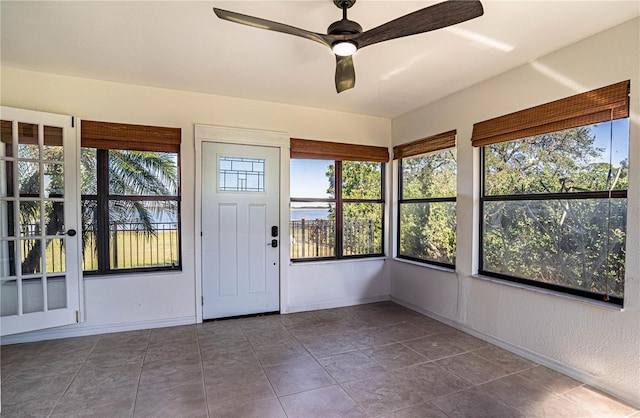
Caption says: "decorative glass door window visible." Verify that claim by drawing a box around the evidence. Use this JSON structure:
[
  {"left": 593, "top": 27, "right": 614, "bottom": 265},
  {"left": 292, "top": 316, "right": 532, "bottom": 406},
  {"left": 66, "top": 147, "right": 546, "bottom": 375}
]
[{"left": 218, "top": 157, "right": 265, "bottom": 192}]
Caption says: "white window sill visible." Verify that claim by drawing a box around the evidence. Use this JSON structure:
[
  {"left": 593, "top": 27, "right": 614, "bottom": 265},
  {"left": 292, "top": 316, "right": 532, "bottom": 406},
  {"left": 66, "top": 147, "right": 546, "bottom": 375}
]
[
  {"left": 472, "top": 274, "right": 624, "bottom": 311},
  {"left": 83, "top": 269, "right": 182, "bottom": 280},
  {"left": 392, "top": 257, "right": 456, "bottom": 273},
  {"left": 289, "top": 256, "right": 387, "bottom": 266}
]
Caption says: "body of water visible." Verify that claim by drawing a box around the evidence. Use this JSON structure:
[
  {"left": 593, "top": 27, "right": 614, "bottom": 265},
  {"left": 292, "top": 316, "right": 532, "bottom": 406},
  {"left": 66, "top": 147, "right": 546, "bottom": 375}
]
[{"left": 291, "top": 208, "right": 330, "bottom": 220}]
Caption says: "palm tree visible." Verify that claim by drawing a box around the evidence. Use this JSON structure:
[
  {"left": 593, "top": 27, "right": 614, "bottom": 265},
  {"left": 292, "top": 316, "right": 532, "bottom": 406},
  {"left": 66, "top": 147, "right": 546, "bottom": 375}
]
[
  {"left": 20, "top": 147, "right": 178, "bottom": 273},
  {"left": 80, "top": 148, "right": 178, "bottom": 270}
]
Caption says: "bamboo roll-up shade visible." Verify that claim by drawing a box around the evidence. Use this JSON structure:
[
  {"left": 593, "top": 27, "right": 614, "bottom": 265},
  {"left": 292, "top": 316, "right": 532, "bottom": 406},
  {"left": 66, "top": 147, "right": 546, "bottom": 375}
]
[
  {"left": 393, "top": 130, "right": 456, "bottom": 160},
  {"left": 81, "top": 120, "right": 181, "bottom": 153},
  {"left": 471, "top": 80, "right": 629, "bottom": 147},
  {"left": 1, "top": 120, "right": 63, "bottom": 146},
  {"left": 290, "top": 138, "right": 389, "bottom": 162}
]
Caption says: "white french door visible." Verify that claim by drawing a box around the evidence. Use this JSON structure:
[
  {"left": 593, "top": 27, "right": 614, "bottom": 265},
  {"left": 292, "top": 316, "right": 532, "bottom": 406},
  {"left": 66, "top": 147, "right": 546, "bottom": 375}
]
[
  {"left": 201, "top": 142, "right": 280, "bottom": 319},
  {"left": 0, "top": 107, "right": 81, "bottom": 336}
]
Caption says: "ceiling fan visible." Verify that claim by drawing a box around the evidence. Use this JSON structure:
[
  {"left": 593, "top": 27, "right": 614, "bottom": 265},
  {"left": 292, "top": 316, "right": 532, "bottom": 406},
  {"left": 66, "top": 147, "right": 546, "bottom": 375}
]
[{"left": 213, "top": 0, "right": 484, "bottom": 93}]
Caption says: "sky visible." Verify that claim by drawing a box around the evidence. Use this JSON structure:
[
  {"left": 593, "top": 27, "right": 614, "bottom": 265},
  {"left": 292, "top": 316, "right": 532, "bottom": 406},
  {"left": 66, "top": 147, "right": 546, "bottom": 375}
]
[
  {"left": 591, "top": 118, "right": 629, "bottom": 166},
  {"left": 290, "top": 159, "right": 333, "bottom": 199}
]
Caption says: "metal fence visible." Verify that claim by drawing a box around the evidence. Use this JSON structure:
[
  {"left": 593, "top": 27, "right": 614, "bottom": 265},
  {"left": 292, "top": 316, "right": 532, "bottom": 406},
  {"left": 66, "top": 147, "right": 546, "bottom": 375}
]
[
  {"left": 82, "top": 222, "right": 179, "bottom": 271},
  {"left": 112, "top": 221, "right": 177, "bottom": 270},
  {"left": 290, "top": 218, "right": 376, "bottom": 258}
]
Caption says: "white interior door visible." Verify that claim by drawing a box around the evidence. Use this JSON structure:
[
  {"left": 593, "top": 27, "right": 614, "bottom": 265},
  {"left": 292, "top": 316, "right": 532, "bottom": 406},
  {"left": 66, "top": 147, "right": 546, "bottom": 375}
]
[
  {"left": 201, "top": 142, "right": 280, "bottom": 319},
  {"left": 1, "top": 107, "right": 81, "bottom": 336}
]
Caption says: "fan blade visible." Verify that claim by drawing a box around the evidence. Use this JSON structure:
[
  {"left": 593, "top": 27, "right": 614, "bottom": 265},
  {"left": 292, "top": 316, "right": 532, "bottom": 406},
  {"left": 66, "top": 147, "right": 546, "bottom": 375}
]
[
  {"left": 335, "top": 55, "right": 355, "bottom": 93},
  {"left": 355, "top": 0, "right": 484, "bottom": 49},
  {"left": 213, "top": 8, "right": 332, "bottom": 48}
]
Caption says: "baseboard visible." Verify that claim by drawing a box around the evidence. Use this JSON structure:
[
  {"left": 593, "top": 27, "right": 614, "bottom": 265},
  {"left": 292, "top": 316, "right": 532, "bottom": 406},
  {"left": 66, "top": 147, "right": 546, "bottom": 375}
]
[
  {"left": 286, "top": 295, "right": 390, "bottom": 314},
  {"left": 0, "top": 316, "right": 196, "bottom": 345},
  {"left": 390, "top": 297, "right": 640, "bottom": 409}
]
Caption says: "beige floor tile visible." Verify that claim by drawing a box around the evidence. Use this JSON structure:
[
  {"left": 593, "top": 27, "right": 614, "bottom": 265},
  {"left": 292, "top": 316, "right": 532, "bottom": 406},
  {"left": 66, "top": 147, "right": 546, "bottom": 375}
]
[
  {"left": 382, "top": 401, "right": 449, "bottom": 418},
  {"left": 280, "top": 385, "right": 366, "bottom": 417},
  {"left": 238, "top": 314, "right": 286, "bottom": 333},
  {"left": 244, "top": 327, "right": 294, "bottom": 349},
  {"left": 318, "top": 350, "right": 387, "bottom": 383},
  {"left": 436, "top": 352, "right": 510, "bottom": 384},
  {"left": 140, "top": 360, "right": 203, "bottom": 387},
  {"left": 96, "top": 329, "right": 150, "bottom": 349},
  {"left": 342, "top": 372, "right": 424, "bottom": 416},
  {"left": 392, "top": 362, "right": 472, "bottom": 401},
  {"left": 51, "top": 391, "right": 136, "bottom": 418},
  {"left": 148, "top": 324, "right": 198, "bottom": 345},
  {"left": 66, "top": 364, "right": 141, "bottom": 397},
  {"left": 478, "top": 372, "right": 560, "bottom": 412},
  {"left": 299, "top": 332, "right": 359, "bottom": 357},
  {"left": 362, "top": 343, "right": 428, "bottom": 370},
  {"left": 199, "top": 336, "right": 250, "bottom": 353},
  {"left": 2, "top": 304, "right": 635, "bottom": 418},
  {"left": 408, "top": 316, "right": 454, "bottom": 336},
  {"left": 1, "top": 372, "right": 75, "bottom": 406},
  {"left": 201, "top": 348, "right": 263, "bottom": 376},
  {"left": 0, "top": 398, "right": 59, "bottom": 417},
  {"left": 435, "top": 330, "right": 489, "bottom": 351},
  {"left": 563, "top": 386, "right": 638, "bottom": 417},
  {"left": 197, "top": 320, "right": 245, "bottom": 339},
  {"left": 253, "top": 339, "right": 312, "bottom": 366},
  {"left": 382, "top": 322, "right": 428, "bottom": 342},
  {"left": 143, "top": 340, "right": 201, "bottom": 364},
  {"left": 515, "top": 365, "right": 583, "bottom": 395},
  {"left": 472, "top": 345, "right": 536, "bottom": 374},
  {"left": 205, "top": 368, "right": 276, "bottom": 405},
  {"left": 263, "top": 357, "right": 335, "bottom": 396},
  {"left": 84, "top": 344, "right": 146, "bottom": 369},
  {"left": 208, "top": 397, "right": 287, "bottom": 418},
  {"left": 134, "top": 381, "right": 208, "bottom": 418},
  {"left": 430, "top": 387, "right": 520, "bottom": 418},
  {"left": 520, "top": 395, "right": 598, "bottom": 417},
  {"left": 40, "top": 335, "right": 99, "bottom": 353},
  {"left": 347, "top": 326, "right": 400, "bottom": 349},
  {"left": 402, "top": 334, "right": 467, "bottom": 361}
]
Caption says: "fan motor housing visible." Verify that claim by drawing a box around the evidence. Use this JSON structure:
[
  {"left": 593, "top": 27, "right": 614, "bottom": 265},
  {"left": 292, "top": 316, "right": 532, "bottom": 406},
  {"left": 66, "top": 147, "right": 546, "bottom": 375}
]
[
  {"left": 333, "top": 0, "right": 356, "bottom": 9},
  {"left": 328, "top": 18, "right": 362, "bottom": 35}
]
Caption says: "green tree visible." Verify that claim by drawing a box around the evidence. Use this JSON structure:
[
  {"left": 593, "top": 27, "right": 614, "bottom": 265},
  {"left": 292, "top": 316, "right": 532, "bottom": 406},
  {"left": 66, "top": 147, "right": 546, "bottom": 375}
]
[
  {"left": 326, "top": 161, "right": 383, "bottom": 254},
  {"left": 483, "top": 126, "right": 627, "bottom": 298},
  {"left": 80, "top": 149, "right": 178, "bottom": 269},
  {"left": 398, "top": 149, "right": 457, "bottom": 264},
  {"left": 19, "top": 146, "right": 177, "bottom": 273}
]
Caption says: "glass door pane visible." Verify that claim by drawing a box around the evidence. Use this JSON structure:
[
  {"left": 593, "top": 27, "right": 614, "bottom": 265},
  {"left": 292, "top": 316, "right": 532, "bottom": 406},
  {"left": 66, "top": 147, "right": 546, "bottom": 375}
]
[{"left": 1, "top": 108, "right": 80, "bottom": 336}]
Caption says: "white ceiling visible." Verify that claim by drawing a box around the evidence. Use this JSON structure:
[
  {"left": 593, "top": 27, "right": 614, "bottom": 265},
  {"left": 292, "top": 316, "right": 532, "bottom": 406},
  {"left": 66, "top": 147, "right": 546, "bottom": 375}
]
[{"left": 2, "top": 1, "right": 638, "bottom": 118}]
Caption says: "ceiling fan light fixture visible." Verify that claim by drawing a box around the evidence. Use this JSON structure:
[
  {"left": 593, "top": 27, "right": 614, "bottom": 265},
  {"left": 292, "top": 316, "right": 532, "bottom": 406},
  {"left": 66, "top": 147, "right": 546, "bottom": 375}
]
[{"left": 332, "top": 41, "right": 357, "bottom": 56}]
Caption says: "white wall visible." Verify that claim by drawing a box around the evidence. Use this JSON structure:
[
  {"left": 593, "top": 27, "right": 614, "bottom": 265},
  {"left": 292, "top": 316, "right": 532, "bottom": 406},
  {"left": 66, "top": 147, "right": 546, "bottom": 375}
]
[
  {"left": 0, "top": 67, "right": 392, "bottom": 340},
  {"left": 390, "top": 18, "right": 640, "bottom": 406}
]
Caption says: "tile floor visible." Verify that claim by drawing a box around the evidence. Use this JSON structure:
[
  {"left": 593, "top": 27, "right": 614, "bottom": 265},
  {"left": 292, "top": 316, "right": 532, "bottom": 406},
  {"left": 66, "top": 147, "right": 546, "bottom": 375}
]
[{"left": 1, "top": 302, "right": 638, "bottom": 417}]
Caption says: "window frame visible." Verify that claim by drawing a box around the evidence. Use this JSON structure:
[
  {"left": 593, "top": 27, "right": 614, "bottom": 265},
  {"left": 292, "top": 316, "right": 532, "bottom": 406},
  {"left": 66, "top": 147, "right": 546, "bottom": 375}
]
[
  {"left": 290, "top": 159, "right": 386, "bottom": 262},
  {"left": 478, "top": 144, "right": 626, "bottom": 306},
  {"left": 394, "top": 130, "right": 457, "bottom": 268},
  {"left": 472, "top": 81, "right": 629, "bottom": 306},
  {"left": 396, "top": 152, "right": 456, "bottom": 269},
  {"left": 80, "top": 120, "right": 182, "bottom": 276}
]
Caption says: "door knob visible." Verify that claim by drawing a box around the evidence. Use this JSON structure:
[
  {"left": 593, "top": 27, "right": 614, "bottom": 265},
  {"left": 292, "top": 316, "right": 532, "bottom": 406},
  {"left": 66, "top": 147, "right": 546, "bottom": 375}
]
[{"left": 66, "top": 229, "right": 77, "bottom": 237}]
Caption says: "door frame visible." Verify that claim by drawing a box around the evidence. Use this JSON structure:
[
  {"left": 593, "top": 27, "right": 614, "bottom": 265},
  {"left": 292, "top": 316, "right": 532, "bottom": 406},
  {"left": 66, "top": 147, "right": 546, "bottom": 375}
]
[
  {"left": 0, "top": 107, "right": 84, "bottom": 336},
  {"left": 194, "top": 125, "right": 290, "bottom": 323}
]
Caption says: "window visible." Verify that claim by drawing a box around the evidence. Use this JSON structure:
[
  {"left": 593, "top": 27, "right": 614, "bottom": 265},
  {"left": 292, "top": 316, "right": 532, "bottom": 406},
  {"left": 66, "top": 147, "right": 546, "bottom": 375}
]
[
  {"left": 80, "top": 121, "right": 181, "bottom": 274},
  {"left": 473, "top": 81, "right": 629, "bottom": 305},
  {"left": 289, "top": 139, "right": 388, "bottom": 261},
  {"left": 395, "top": 130, "right": 457, "bottom": 267}
]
